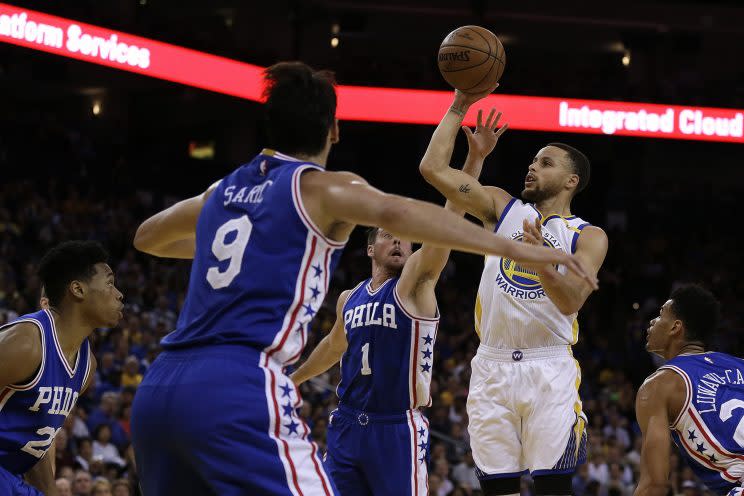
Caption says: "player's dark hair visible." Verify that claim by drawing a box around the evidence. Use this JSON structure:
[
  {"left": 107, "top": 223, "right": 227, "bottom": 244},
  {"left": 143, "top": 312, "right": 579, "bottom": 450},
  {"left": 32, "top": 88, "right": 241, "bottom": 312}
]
[
  {"left": 669, "top": 284, "right": 721, "bottom": 345},
  {"left": 38, "top": 241, "right": 109, "bottom": 307},
  {"left": 547, "top": 142, "right": 591, "bottom": 195},
  {"left": 263, "top": 61, "right": 337, "bottom": 157},
  {"left": 366, "top": 227, "right": 380, "bottom": 246}
]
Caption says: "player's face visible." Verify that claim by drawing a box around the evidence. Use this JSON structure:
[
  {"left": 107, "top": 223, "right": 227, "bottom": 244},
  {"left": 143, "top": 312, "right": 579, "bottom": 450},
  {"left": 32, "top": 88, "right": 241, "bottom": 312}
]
[
  {"left": 369, "top": 230, "right": 412, "bottom": 272},
  {"left": 84, "top": 263, "right": 124, "bottom": 328},
  {"left": 646, "top": 300, "right": 676, "bottom": 354},
  {"left": 522, "top": 146, "right": 576, "bottom": 202}
]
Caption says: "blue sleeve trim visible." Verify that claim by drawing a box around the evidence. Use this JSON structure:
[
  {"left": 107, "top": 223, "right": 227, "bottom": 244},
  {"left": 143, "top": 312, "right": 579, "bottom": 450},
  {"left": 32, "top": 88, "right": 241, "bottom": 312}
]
[
  {"left": 493, "top": 197, "right": 517, "bottom": 235},
  {"left": 570, "top": 223, "right": 591, "bottom": 254}
]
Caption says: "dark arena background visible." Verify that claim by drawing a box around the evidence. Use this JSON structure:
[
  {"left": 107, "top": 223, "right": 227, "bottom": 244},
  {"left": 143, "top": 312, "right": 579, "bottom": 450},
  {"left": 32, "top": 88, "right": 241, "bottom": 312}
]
[{"left": 2, "top": 1, "right": 744, "bottom": 495}]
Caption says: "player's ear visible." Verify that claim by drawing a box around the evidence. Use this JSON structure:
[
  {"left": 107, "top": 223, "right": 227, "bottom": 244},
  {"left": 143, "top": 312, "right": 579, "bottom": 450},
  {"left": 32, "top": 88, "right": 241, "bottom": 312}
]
[
  {"left": 566, "top": 173, "right": 579, "bottom": 190},
  {"left": 367, "top": 244, "right": 374, "bottom": 258},
  {"left": 670, "top": 319, "right": 684, "bottom": 338},
  {"left": 69, "top": 280, "right": 86, "bottom": 300},
  {"left": 330, "top": 119, "right": 340, "bottom": 145}
]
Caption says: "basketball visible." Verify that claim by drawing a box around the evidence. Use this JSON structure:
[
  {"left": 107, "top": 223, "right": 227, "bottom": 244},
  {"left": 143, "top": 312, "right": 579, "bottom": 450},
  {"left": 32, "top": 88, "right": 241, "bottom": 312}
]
[{"left": 438, "top": 25, "right": 506, "bottom": 94}]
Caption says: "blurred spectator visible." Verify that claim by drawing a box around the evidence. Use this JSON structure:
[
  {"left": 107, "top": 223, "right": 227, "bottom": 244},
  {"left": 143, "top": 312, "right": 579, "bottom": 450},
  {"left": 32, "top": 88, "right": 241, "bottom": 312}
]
[
  {"left": 92, "top": 425, "right": 126, "bottom": 468},
  {"left": 120, "top": 356, "right": 143, "bottom": 389},
  {"left": 56, "top": 478, "right": 73, "bottom": 496},
  {"left": 451, "top": 449, "right": 479, "bottom": 491},
  {"left": 432, "top": 458, "right": 454, "bottom": 496},
  {"left": 111, "top": 479, "right": 130, "bottom": 496},
  {"left": 92, "top": 478, "right": 113, "bottom": 496},
  {"left": 73, "top": 469, "right": 93, "bottom": 496}
]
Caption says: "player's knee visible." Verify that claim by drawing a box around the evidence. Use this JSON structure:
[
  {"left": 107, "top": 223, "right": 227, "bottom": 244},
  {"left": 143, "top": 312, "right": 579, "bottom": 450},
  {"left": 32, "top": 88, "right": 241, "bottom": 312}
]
[
  {"left": 532, "top": 473, "right": 573, "bottom": 495},
  {"left": 479, "top": 476, "right": 521, "bottom": 496}
]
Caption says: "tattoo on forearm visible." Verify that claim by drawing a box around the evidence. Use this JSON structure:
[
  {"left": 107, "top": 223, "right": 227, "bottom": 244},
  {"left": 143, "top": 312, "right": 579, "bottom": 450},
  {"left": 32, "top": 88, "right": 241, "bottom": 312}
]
[{"left": 459, "top": 184, "right": 471, "bottom": 194}]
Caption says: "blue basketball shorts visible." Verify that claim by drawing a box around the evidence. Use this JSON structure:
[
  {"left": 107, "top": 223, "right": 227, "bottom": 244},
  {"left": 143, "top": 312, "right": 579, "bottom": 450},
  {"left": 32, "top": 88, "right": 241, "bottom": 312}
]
[
  {"left": 324, "top": 403, "right": 430, "bottom": 496},
  {"left": 131, "top": 344, "right": 337, "bottom": 496},
  {"left": 0, "top": 465, "right": 44, "bottom": 496}
]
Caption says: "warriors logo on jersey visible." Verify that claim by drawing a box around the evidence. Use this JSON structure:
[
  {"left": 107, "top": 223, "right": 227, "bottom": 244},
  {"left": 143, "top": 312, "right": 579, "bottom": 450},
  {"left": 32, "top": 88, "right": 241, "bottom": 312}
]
[{"left": 476, "top": 197, "right": 590, "bottom": 349}]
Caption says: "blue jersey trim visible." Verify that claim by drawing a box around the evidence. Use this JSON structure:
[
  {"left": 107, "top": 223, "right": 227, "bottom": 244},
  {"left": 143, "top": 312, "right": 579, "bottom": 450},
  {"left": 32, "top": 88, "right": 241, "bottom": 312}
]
[
  {"left": 494, "top": 197, "right": 517, "bottom": 235},
  {"left": 570, "top": 223, "right": 591, "bottom": 254}
]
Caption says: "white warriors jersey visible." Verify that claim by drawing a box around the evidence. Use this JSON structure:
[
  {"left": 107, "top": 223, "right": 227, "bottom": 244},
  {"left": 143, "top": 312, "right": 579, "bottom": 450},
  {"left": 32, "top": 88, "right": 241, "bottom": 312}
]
[{"left": 475, "top": 197, "right": 592, "bottom": 349}]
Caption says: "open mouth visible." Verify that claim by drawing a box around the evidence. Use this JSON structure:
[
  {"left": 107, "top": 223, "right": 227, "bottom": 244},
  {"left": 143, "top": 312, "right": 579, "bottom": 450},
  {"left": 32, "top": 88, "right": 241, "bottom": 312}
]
[
  {"left": 525, "top": 173, "right": 536, "bottom": 185},
  {"left": 390, "top": 248, "right": 402, "bottom": 257}
]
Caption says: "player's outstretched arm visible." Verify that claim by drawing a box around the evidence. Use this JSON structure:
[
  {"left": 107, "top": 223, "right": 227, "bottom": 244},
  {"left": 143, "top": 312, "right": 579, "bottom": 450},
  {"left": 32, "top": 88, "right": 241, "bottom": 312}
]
[
  {"left": 521, "top": 217, "right": 607, "bottom": 314},
  {"left": 291, "top": 290, "right": 351, "bottom": 386},
  {"left": 419, "top": 90, "right": 511, "bottom": 224},
  {"left": 0, "top": 323, "right": 42, "bottom": 390},
  {"left": 133, "top": 180, "right": 220, "bottom": 259},
  {"left": 302, "top": 171, "right": 598, "bottom": 288},
  {"left": 398, "top": 109, "right": 500, "bottom": 315},
  {"left": 634, "top": 371, "right": 678, "bottom": 496}
]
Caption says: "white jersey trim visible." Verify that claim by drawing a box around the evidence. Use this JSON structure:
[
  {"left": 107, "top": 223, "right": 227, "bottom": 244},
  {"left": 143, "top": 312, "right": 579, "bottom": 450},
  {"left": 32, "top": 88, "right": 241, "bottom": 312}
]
[
  {"left": 393, "top": 284, "right": 439, "bottom": 322},
  {"left": 45, "top": 308, "right": 80, "bottom": 379},
  {"left": 2, "top": 317, "right": 47, "bottom": 391},
  {"left": 291, "top": 165, "right": 348, "bottom": 248},
  {"left": 658, "top": 365, "right": 692, "bottom": 429}
]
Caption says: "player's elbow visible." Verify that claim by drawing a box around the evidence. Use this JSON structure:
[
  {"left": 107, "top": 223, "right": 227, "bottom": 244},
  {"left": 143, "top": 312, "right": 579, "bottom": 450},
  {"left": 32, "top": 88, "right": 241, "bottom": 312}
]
[
  {"left": 418, "top": 160, "right": 441, "bottom": 184},
  {"left": 133, "top": 223, "right": 158, "bottom": 254}
]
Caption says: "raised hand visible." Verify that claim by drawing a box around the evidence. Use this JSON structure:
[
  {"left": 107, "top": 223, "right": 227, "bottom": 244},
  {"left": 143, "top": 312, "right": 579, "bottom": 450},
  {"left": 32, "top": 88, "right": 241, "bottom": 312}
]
[
  {"left": 462, "top": 108, "right": 509, "bottom": 162},
  {"left": 454, "top": 82, "right": 500, "bottom": 107}
]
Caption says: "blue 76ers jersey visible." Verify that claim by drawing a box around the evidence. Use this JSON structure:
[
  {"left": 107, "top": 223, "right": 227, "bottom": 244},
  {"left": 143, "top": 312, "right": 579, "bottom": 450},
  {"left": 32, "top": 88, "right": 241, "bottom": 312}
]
[
  {"left": 0, "top": 309, "right": 91, "bottom": 475},
  {"left": 660, "top": 352, "right": 744, "bottom": 493},
  {"left": 336, "top": 278, "right": 439, "bottom": 413},
  {"left": 162, "top": 150, "right": 346, "bottom": 367}
]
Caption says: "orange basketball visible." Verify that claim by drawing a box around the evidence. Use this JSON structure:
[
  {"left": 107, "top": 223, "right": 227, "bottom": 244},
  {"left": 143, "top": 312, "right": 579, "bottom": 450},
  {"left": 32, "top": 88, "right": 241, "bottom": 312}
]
[{"left": 438, "top": 25, "right": 506, "bottom": 94}]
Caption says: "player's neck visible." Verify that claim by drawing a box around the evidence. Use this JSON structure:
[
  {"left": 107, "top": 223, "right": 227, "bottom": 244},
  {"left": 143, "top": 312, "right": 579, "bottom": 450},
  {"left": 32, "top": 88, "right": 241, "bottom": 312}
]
[
  {"left": 49, "top": 307, "right": 91, "bottom": 363},
  {"left": 535, "top": 195, "right": 572, "bottom": 217},
  {"left": 294, "top": 151, "right": 329, "bottom": 168},
  {"left": 669, "top": 341, "right": 706, "bottom": 360},
  {"left": 369, "top": 266, "right": 398, "bottom": 290}
]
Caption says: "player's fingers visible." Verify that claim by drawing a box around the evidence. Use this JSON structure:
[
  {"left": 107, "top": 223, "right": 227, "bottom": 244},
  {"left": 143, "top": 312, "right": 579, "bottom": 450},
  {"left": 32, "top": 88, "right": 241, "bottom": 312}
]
[
  {"left": 534, "top": 217, "right": 542, "bottom": 231},
  {"left": 495, "top": 123, "right": 509, "bottom": 137},
  {"left": 476, "top": 109, "right": 483, "bottom": 129},
  {"left": 462, "top": 126, "right": 474, "bottom": 139},
  {"left": 491, "top": 111, "right": 502, "bottom": 130},
  {"left": 485, "top": 108, "right": 496, "bottom": 129}
]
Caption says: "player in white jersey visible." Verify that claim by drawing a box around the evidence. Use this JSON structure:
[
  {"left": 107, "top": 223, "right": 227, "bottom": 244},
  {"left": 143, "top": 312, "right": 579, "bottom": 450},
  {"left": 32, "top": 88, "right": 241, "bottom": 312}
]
[{"left": 420, "top": 90, "right": 608, "bottom": 495}]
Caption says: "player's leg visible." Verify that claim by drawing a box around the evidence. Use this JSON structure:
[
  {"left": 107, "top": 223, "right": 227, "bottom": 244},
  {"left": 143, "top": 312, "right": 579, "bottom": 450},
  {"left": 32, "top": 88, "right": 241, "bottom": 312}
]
[
  {"left": 521, "top": 355, "right": 587, "bottom": 496},
  {"left": 358, "top": 409, "right": 429, "bottom": 496},
  {"left": 467, "top": 353, "right": 525, "bottom": 496},
  {"left": 130, "top": 403, "right": 212, "bottom": 496},
  {"left": 0, "top": 466, "right": 44, "bottom": 496},
  {"left": 324, "top": 408, "right": 371, "bottom": 496}
]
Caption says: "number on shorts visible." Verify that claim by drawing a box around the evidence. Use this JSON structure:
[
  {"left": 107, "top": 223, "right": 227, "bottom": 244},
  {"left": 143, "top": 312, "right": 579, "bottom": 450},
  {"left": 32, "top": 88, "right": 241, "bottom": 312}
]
[
  {"left": 361, "top": 342, "right": 372, "bottom": 375},
  {"left": 206, "top": 216, "right": 253, "bottom": 289},
  {"left": 720, "top": 398, "right": 744, "bottom": 448},
  {"left": 21, "top": 426, "right": 60, "bottom": 458}
]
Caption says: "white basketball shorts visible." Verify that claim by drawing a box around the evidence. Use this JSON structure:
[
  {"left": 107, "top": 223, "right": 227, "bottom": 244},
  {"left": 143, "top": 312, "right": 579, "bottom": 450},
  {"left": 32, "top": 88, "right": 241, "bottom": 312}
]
[{"left": 467, "top": 344, "right": 587, "bottom": 479}]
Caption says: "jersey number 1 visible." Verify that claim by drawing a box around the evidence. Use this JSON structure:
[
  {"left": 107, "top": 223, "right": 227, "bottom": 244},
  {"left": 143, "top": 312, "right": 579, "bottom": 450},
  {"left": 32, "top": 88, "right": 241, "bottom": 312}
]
[
  {"left": 361, "top": 342, "right": 372, "bottom": 375},
  {"left": 207, "top": 216, "right": 253, "bottom": 289}
]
